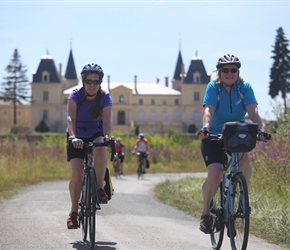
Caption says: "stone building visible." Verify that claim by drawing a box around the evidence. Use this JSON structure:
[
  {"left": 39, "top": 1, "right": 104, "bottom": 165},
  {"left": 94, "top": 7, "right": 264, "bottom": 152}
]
[{"left": 1, "top": 48, "right": 210, "bottom": 134}]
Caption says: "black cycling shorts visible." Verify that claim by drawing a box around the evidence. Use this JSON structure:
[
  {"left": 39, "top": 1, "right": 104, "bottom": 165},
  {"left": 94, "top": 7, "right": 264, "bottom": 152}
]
[
  {"left": 66, "top": 132, "right": 103, "bottom": 162},
  {"left": 116, "top": 153, "right": 125, "bottom": 163},
  {"left": 201, "top": 139, "right": 226, "bottom": 167}
]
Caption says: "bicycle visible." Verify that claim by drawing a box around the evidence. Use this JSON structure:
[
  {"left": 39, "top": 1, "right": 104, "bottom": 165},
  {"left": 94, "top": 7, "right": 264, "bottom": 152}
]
[
  {"left": 135, "top": 152, "right": 147, "bottom": 180},
  {"left": 113, "top": 154, "right": 122, "bottom": 179},
  {"left": 208, "top": 122, "right": 271, "bottom": 250},
  {"left": 78, "top": 137, "right": 116, "bottom": 249}
]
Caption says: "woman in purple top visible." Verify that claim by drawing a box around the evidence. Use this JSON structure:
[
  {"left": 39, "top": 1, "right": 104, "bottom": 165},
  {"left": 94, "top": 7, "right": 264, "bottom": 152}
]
[{"left": 66, "top": 63, "right": 112, "bottom": 229}]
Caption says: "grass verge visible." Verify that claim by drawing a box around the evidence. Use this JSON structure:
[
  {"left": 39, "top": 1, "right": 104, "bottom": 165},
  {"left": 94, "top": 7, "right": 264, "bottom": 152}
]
[{"left": 154, "top": 176, "right": 290, "bottom": 249}]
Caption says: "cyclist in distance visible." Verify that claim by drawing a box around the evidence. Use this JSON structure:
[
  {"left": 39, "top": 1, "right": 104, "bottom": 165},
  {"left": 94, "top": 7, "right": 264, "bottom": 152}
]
[
  {"left": 132, "top": 133, "right": 149, "bottom": 170},
  {"left": 66, "top": 63, "right": 112, "bottom": 229},
  {"left": 115, "top": 137, "right": 126, "bottom": 174},
  {"left": 196, "top": 54, "right": 266, "bottom": 234}
]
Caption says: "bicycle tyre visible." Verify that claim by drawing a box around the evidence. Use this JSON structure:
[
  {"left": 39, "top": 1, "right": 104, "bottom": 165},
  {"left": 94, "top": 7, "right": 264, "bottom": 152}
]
[
  {"left": 81, "top": 175, "right": 89, "bottom": 242},
  {"left": 137, "top": 161, "right": 142, "bottom": 180},
  {"left": 114, "top": 160, "right": 121, "bottom": 179},
  {"left": 229, "top": 172, "right": 249, "bottom": 250},
  {"left": 88, "top": 169, "right": 97, "bottom": 249},
  {"left": 210, "top": 182, "right": 225, "bottom": 249}
]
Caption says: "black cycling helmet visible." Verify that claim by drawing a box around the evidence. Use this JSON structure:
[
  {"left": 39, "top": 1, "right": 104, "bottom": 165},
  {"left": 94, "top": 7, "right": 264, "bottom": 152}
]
[
  {"left": 81, "top": 63, "right": 104, "bottom": 82},
  {"left": 216, "top": 54, "right": 241, "bottom": 69}
]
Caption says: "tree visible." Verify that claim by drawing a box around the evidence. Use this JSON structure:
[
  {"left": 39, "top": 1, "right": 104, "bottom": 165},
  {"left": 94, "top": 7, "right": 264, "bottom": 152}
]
[
  {"left": 269, "top": 27, "right": 290, "bottom": 114},
  {"left": 0, "top": 49, "right": 31, "bottom": 124}
]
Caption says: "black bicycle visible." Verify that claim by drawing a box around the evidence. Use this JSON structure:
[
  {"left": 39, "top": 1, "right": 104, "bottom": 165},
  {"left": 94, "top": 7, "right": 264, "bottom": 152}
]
[
  {"left": 208, "top": 122, "right": 271, "bottom": 250},
  {"left": 78, "top": 137, "right": 116, "bottom": 249},
  {"left": 113, "top": 154, "right": 122, "bottom": 179},
  {"left": 135, "top": 152, "right": 147, "bottom": 180}
]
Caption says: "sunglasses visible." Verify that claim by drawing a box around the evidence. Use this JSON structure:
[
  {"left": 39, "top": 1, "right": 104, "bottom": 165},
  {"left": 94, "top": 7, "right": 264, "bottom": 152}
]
[
  {"left": 221, "top": 68, "right": 239, "bottom": 74},
  {"left": 84, "top": 79, "right": 101, "bottom": 85}
]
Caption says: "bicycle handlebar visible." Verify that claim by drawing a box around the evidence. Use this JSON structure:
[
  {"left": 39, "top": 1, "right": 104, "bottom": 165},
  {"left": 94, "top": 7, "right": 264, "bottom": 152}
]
[
  {"left": 208, "top": 131, "right": 271, "bottom": 142},
  {"left": 83, "top": 137, "right": 116, "bottom": 162}
]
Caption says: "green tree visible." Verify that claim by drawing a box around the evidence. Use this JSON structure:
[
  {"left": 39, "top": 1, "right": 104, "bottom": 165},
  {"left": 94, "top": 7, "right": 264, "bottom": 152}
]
[
  {"left": 269, "top": 27, "right": 290, "bottom": 114},
  {"left": 0, "top": 49, "right": 32, "bottom": 124}
]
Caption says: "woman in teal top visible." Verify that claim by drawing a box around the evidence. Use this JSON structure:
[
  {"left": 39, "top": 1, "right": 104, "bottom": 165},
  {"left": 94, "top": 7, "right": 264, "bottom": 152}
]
[{"left": 197, "top": 54, "right": 266, "bottom": 234}]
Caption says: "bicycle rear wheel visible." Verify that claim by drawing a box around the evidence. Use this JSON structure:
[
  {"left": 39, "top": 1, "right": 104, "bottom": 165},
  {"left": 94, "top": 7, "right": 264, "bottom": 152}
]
[
  {"left": 210, "top": 183, "right": 225, "bottom": 249},
  {"left": 88, "top": 169, "right": 97, "bottom": 249},
  {"left": 229, "top": 172, "right": 249, "bottom": 250}
]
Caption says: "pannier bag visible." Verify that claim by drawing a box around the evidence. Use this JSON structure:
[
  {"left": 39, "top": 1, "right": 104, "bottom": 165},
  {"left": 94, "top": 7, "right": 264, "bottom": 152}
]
[
  {"left": 104, "top": 167, "right": 114, "bottom": 200},
  {"left": 146, "top": 159, "right": 150, "bottom": 169},
  {"left": 222, "top": 122, "right": 258, "bottom": 152}
]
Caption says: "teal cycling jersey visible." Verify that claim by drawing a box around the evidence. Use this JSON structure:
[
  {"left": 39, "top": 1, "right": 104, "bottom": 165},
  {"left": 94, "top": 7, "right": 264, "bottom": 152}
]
[{"left": 203, "top": 80, "right": 257, "bottom": 134}]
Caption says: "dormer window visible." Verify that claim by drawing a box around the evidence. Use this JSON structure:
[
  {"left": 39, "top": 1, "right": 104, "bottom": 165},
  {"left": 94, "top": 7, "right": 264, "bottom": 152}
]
[
  {"left": 42, "top": 71, "right": 50, "bottom": 82},
  {"left": 193, "top": 72, "right": 201, "bottom": 83}
]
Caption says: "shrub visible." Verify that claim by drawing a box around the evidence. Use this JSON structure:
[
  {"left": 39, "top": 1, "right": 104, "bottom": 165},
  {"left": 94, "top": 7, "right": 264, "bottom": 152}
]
[
  {"left": 35, "top": 120, "right": 50, "bottom": 132},
  {"left": 187, "top": 123, "right": 197, "bottom": 134}
]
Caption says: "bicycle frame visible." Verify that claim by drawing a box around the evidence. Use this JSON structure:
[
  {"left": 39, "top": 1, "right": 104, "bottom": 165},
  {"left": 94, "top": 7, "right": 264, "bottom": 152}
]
[{"left": 221, "top": 152, "right": 239, "bottom": 223}]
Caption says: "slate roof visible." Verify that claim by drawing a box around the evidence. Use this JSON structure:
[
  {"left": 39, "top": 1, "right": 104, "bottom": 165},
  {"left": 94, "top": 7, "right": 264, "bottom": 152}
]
[
  {"left": 183, "top": 57, "right": 210, "bottom": 84},
  {"left": 173, "top": 50, "right": 184, "bottom": 80},
  {"left": 65, "top": 49, "right": 77, "bottom": 80},
  {"left": 63, "top": 82, "right": 181, "bottom": 96},
  {"left": 32, "top": 55, "right": 60, "bottom": 83}
]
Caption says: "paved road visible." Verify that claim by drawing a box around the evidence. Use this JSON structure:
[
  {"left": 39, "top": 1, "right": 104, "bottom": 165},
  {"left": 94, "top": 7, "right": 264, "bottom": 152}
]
[{"left": 0, "top": 173, "right": 287, "bottom": 250}]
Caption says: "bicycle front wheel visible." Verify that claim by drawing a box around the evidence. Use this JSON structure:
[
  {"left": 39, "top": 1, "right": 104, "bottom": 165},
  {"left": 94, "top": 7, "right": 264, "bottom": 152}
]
[
  {"left": 229, "top": 172, "right": 249, "bottom": 250},
  {"left": 210, "top": 182, "right": 224, "bottom": 249},
  {"left": 88, "top": 169, "right": 97, "bottom": 249},
  {"left": 80, "top": 175, "right": 89, "bottom": 242},
  {"left": 137, "top": 162, "right": 143, "bottom": 180}
]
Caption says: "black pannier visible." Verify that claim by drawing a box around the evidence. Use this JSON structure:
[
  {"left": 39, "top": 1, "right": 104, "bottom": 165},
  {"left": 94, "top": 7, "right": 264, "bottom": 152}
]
[{"left": 222, "top": 122, "right": 258, "bottom": 152}]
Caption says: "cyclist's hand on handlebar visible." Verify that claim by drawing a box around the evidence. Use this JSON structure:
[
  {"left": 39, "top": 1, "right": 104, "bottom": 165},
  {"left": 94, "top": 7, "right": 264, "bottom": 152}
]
[
  {"left": 197, "top": 127, "right": 210, "bottom": 140},
  {"left": 257, "top": 130, "right": 271, "bottom": 142},
  {"left": 103, "top": 135, "right": 110, "bottom": 144},
  {"left": 72, "top": 138, "right": 83, "bottom": 148}
]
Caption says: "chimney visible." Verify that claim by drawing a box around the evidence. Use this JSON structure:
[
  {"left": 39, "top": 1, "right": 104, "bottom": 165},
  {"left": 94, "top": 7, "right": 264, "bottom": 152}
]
[
  {"left": 134, "top": 75, "right": 138, "bottom": 94},
  {"left": 59, "top": 63, "right": 62, "bottom": 75},
  {"left": 107, "top": 75, "right": 110, "bottom": 93},
  {"left": 59, "top": 63, "right": 62, "bottom": 80},
  {"left": 165, "top": 76, "right": 169, "bottom": 87}
]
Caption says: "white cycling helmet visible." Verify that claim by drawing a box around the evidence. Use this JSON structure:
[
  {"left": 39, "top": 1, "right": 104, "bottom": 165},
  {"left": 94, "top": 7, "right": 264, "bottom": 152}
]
[
  {"left": 138, "top": 133, "right": 144, "bottom": 139},
  {"left": 216, "top": 54, "right": 241, "bottom": 69}
]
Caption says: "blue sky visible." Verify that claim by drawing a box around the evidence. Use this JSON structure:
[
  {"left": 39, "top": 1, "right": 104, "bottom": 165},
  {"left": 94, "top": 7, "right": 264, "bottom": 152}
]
[{"left": 1, "top": 0, "right": 290, "bottom": 120}]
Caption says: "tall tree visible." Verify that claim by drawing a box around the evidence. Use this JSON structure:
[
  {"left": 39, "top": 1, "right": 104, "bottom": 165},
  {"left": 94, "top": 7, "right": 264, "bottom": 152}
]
[
  {"left": 0, "top": 49, "right": 31, "bottom": 125},
  {"left": 269, "top": 27, "right": 290, "bottom": 114}
]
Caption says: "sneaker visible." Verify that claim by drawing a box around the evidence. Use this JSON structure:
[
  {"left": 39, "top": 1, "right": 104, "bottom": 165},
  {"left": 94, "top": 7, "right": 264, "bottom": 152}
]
[
  {"left": 97, "top": 188, "right": 108, "bottom": 204},
  {"left": 199, "top": 215, "right": 212, "bottom": 234},
  {"left": 67, "top": 211, "right": 78, "bottom": 229}
]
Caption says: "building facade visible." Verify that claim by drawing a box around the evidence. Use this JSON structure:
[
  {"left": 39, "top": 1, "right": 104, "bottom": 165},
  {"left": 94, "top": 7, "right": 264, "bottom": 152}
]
[{"left": 1, "top": 48, "right": 210, "bottom": 134}]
